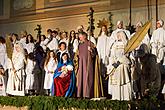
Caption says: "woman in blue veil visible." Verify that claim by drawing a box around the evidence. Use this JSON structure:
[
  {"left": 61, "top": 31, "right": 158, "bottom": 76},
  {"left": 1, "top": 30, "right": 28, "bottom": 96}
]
[{"left": 51, "top": 52, "right": 75, "bottom": 97}]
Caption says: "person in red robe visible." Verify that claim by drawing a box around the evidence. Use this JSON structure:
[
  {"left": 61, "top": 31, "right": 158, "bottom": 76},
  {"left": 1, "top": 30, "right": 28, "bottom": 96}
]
[{"left": 51, "top": 53, "right": 75, "bottom": 97}]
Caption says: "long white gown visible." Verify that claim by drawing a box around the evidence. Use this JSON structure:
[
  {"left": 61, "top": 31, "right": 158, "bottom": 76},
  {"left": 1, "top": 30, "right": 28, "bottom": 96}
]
[
  {"left": 6, "top": 53, "right": 25, "bottom": 96},
  {"left": 0, "top": 75, "right": 6, "bottom": 96},
  {"left": 25, "top": 58, "right": 38, "bottom": 91},
  {"left": 0, "top": 44, "right": 8, "bottom": 70},
  {"left": 44, "top": 58, "right": 57, "bottom": 89},
  {"left": 97, "top": 32, "right": 110, "bottom": 65},
  {"left": 150, "top": 27, "right": 165, "bottom": 63},
  {"left": 107, "top": 40, "right": 132, "bottom": 100}
]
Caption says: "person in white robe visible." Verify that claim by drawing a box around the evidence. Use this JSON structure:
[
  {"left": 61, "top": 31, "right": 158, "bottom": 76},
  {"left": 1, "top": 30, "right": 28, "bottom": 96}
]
[
  {"left": 40, "top": 35, "right": 47, "bottom": 52},
  {"left": 59, "top": 31, "right": 69, "bottom": 48},
  {"left": 0, "top": 65, "right": 6, "bottom": 96},
  {"left": 25, "top": 53, "right": 40, "bottom": 95},
  {"left": 6, "top": 43, "right": 26, "bottom": 96},
  {"left": 110, "top": 21, "right": 130, "bottom": 48},
  {"left": 107, "top": 31, "right": 132, "bottom": 100},
  {"left": 19, "top": 30, "right": 27, "bottom": 49},
  {"left": 0, "top": 36, "right": 8, "bottom": 70},
  {"left": 96, "top": 25, "right": 110, "bottom": 97},
  {"left": 130, "top": 21, "right": 150, "bottom": 99},
  {"left": 150, "top": 19, "right": 165, "bottom": 64},
  {"left": 47, "top": 37, "right": 59, "bottom": 52},
  {"left": 11, "top": 33, "right": 19, "bottom": 47},
  {"left": 97, "top": 25, "right": 110, "bottom": 67},
  {"left": 42, "top": 29, "right": 54, "bottom": 52},
  {"left": 24, "top": 34, "right": 35, "bottom": 54},
  {"left": 68, "top": 30, "right": 79, "bottom": 59},
  {"left": 44, "top": 51, "right": 58, "bottom": 95},
  {"left": 131, "top": 21, "right": 150, "bottom": 49},
  {"left": 56, "top": 42, "right": 69, "bottom": 62}
]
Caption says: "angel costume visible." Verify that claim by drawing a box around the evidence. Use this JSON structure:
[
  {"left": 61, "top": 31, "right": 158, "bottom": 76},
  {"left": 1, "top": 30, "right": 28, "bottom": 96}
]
[
  {"left": 6, "top": 44, "right": 26, "bottom": 96},
  {"left": 44, "top": 58, "right": 57, "bottom": 90},
  {"left": 107, "top": 31, "right": 132, "bottom": 100}
]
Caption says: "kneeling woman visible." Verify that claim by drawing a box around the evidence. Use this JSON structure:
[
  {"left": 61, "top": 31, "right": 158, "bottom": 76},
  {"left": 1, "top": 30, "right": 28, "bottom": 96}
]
[{"left": 51, "top": 53, "right": 75, "bottom": 97}]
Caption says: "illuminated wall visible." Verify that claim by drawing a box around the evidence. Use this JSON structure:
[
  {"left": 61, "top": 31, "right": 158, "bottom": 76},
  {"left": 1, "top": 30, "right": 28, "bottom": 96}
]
[{"left": 0, "top": 0, "right": 165, "bottom": 38}]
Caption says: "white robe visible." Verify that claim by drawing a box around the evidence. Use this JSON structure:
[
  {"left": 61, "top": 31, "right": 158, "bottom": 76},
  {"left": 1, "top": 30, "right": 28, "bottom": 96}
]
[
  {"left": 0, "top": 75, "right": 6, "bottom": 96},
  {"left": 6, "top": 53, "right": 25, "bottom": 96},
  {"left": 162, "top": 84, "right": 165, "bottom": 94},
  {"left": 25, "top": 59, "right": 37, "bottom": 91},
  {"left": 44, "top": 58, "right": 57, "bottom": 89},
  {"left": 88, "top": 36, "right": 96, "bottom": 45},
  {"left": 47, "top": 38, "right": 59, "bottom": 52},
  {"left": 24, "top": 43, "right": 35, "bottom": 54},
  {"left": 150, "top": 27, "right": 165, "bottom": 63},
  {"left": 111, "top": 28, "right": 130, "bottom": 41},
  {"left": 19, "top": 37, "right": 26, "bottom": 49},
  {"left": 40, "top": 40, "right": 47, "bottom": 52},
  {"left": 0, "top": 44, "right": 8, "bottom": 70},
  {"left": 59, "top": 38, "right": 69, "bottom": 47},
  {"left": 73, "top": 39, "right": 79, "bottom": 53},
  {"left": 107, "top": 41, "right": 132, "bottom": 100},
  {"left": 96, "top": 33, "right": 110, "bottom": 65}
]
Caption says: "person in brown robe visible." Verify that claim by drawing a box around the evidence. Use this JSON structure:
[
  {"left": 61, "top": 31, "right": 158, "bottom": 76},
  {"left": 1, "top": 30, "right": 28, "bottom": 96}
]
[{"left": 76, "top": 32, "right": 97, "bottom": 98}]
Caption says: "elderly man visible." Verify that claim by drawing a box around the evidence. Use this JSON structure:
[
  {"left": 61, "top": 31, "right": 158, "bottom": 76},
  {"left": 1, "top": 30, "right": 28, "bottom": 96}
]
[
  {"left": 76, "top": 32, "right": 97, "bottom": 98},
  {"left": 150, "top": 19, "right": 165, "bottom": 64}
]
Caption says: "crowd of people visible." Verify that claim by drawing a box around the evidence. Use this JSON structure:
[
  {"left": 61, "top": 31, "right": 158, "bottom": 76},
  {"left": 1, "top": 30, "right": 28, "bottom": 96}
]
[{"left": 0, "top": 20, "right": 165, "bottom": 101}]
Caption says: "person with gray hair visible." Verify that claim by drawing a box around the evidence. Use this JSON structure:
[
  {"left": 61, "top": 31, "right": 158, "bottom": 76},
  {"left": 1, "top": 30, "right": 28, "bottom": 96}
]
[{"left": 107, "top": 31, "right": 132, "bottom": 100}]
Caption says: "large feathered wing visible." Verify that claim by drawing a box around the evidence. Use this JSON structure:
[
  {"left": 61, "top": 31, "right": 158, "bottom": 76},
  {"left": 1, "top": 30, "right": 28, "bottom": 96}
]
[
  {"left": 124, "top": 20, "right": 152, "bottom": 54},
  {"left": 5, "top": 35, "right": 13, "bottom": 60}
]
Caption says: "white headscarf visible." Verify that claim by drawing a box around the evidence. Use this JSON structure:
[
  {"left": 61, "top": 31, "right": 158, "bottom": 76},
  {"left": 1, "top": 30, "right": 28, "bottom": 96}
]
[
  {"left": 117, "top": 20, "right": 123, "bottom": 26},
  {"left": 157, "top": 19, "right": 164, "bottom": 27},
  {"left": 136, "top": 21, "right": 143, "bottom": 27}
]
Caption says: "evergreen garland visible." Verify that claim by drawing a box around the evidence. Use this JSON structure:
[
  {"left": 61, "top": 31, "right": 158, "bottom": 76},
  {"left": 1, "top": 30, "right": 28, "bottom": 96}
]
[{"left": 0, "top": 96, "right": 164, "bottom": 110}]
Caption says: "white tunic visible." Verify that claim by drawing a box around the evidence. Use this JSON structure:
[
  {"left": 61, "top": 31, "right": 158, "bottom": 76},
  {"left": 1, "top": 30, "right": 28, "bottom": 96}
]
[
  {"left": 40, "top": 40, "right": 47, "bottom": 52},
  {"left": 96, "top": 33, "right": 110, "bottom": 65},
  {"left": 47, "top": 38, "right": 59, "bottom": 51},
  {"left": 19, "top": 37, "right": 26, "bottom": 49},
  {"left": 162, "top": 84, "right": 165, "bottom": 94},
  {"left": 150, "top": 27, "right": 165, "bottom": 63},
  {"left": 0, "top": 75, "right": 6, "bottom": 96},
  {"left": 6, "top": 53, "right": 25, "bottom": 96},
  {"left": 107, "top": 41, "right": 132, "bottom": 100},
  {"left": 88, "top": 36, "right": 96, "bottom": 45},
  {"left": 59, "top": 38, "right": 69, "bottom": 47},
  {"left": 24, "top": 43, "right": 35, "bottom": 54},
  {"left": 111, "top": 28, "right": 130, "bottom": 41},
  {"left": 25, "top": 59, "right": 37, "bottom": 90},
  {"left": 0, "top": 44, "right": 8, "bottom": 70},
  {"left": 73, "top": 39, "right": 79, "bottom": 53},
  {"left": 44, "top": 58, "right": 57, "bottom": 89}
]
